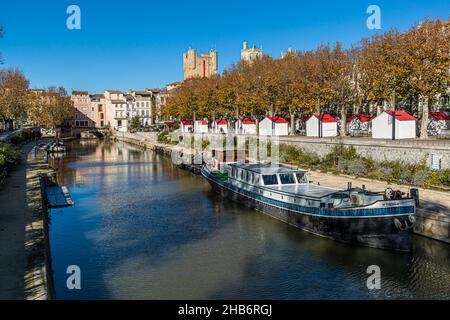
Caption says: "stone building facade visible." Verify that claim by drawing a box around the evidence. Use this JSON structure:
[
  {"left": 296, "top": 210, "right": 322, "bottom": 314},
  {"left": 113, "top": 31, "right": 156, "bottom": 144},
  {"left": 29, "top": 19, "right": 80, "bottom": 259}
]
[
  {"left": 71, "top": 91, "right": 95, "bottom": 128},
  {"left": 183, "top": 49, "right": 217, "bottom": 80},
  {"left": 241, "top": 41, "right": 262, "bottom": 63}
]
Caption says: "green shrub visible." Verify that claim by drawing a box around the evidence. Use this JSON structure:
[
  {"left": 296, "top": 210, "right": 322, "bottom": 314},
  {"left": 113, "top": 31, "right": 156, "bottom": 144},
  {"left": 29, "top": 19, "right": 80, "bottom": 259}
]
[
  {"left": 8, "top": 129, "right": 41, "bottom": 145},
  {"left": 279, "top": 144, "right": 318, "bottom": 168},
  {"left": 424, "top": 170, "right": 450, "bottom": 188},
  {"left": 0, "top": 142, "right": 20, "bottom": 171},
  {"left": 412, "top": 169, "right": 429, "bottom": 187},
  {"left": 278, "top": 142, "right": 450, "bottom": 189},
  {"left": 347, "top": 158, "right": 369, "bottom": 177},
  {"left": 157, "top": 131, "right": 173, "bottom": 144}
]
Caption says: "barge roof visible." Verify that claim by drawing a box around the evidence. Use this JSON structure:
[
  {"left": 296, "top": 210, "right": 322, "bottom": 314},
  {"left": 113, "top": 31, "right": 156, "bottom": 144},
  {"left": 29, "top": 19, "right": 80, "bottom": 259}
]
[
  {"left": 229, "top": 162, "right": 306, "bottom": 174},
  {"left": 267, "top": 183, "right": 339, "bottom": 198}
]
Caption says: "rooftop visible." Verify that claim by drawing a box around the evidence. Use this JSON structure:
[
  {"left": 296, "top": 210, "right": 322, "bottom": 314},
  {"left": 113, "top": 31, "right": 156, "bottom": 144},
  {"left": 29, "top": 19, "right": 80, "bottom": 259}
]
[
  {"left": 72, "top": 90, "right": 89, "bottom": 96},
  {"left": 384, "top": 110, "right": 416, "bottom": 121},
  {"left": 229, "top": 162, "right": 305, "bottom": 174}
]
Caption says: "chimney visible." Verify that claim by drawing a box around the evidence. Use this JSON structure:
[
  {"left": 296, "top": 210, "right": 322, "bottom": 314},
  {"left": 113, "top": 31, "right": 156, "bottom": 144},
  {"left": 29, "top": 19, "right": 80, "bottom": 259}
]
[{"left": 243, "top": 41, "right": 247, "bottom": 50}]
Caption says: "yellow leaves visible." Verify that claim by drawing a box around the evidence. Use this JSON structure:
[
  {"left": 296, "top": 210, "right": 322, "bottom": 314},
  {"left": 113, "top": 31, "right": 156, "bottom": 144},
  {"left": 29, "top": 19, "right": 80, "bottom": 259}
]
[
  {"left": 165, "top": 18, "right": 449, "bottom": 120},
  {"left": 26, "top": 89, "right": 71, "bottom": 127}
]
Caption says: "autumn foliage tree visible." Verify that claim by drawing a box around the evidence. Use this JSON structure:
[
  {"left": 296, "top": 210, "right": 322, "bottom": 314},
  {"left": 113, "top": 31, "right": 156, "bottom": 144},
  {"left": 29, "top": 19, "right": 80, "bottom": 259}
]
[
  {"left": 0, "top": 68, "right": 29, "bottom": 129},
  {"left": 27, "top": 86, "right": 71, "bottom": 129},
  {"left": 162, "top": 18, "right": 450, "bottom": 138}
]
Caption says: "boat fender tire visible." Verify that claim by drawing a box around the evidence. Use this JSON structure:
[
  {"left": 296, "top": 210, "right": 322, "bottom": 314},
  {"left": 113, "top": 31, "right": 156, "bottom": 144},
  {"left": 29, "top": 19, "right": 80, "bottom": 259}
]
[
  {"left": 406, "top": 215, "right": 416, "bottom": 229},
  {"left": 394, "top": 218, "right": 405, "bottom": 231}
]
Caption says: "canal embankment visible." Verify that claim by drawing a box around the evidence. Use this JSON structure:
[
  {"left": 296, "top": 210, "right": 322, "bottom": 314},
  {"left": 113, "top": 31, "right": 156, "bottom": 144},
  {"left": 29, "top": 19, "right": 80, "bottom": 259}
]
[
  {"left": 24, "top": 145, "right": 55, "bottom": 299},
  {"left": 0, "top": 141, "right": 54, "bottom": 299},
  {"left": 112, "top": 131, "right": 450, "bottom": 245}
]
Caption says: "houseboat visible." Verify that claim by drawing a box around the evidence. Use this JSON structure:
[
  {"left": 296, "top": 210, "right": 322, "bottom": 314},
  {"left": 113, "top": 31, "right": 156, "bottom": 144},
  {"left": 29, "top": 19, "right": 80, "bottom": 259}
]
[{"left": 201, "top": 156, "right": 416, "bottom": 251}]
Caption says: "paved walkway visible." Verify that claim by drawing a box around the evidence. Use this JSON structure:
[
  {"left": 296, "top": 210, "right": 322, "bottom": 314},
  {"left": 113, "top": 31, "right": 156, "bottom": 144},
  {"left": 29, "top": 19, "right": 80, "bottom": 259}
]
[{"left": 0, "top": 142, "right": 36, "bottom": 299}]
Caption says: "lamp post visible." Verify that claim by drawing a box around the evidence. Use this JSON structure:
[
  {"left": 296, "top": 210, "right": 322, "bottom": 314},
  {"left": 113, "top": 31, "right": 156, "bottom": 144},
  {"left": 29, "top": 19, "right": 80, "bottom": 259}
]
[
  {"left": 392, "top": 88, "right": 396, "bottom": 140},
  {"left": 317, "top": 94, "right": 322, "bottom": 138},
  {"left": 271, "top": 103, "right": 275, "bottom": 136}
]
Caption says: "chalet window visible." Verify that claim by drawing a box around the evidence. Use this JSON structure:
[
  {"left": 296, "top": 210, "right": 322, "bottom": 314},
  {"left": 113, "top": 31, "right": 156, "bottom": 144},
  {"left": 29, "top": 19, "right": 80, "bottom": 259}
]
[
  {"left": 262, "top": 175, "right": 278, "bottom": 185},
  {"left": 279, "top": 173, "right": 295, "bottom": 184}
]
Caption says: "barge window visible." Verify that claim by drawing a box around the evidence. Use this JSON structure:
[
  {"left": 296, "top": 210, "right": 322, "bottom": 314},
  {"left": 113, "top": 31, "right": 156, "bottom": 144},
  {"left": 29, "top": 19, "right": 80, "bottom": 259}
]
[
  {"left": 296, "top": 172, "right": 308, "bottom": 183},
  {"left": 279, "top": 173, "right": 295, "bottom": 184},
  {"left": 262, "top": 174, "right": 278, "bottom": 185}
]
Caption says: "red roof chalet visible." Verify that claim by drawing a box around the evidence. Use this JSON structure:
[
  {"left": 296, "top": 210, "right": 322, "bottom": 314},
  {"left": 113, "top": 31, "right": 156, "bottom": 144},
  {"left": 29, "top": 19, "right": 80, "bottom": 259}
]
[
  {"left": 181, "top": 120, "right": 192, "bottom": 125},
  {"left": 196, "top": 119, "right": 209, "bottom": 125},
  {"left": 385, "top": 110, "right": 416, "bottom": 121},
  {"left": 215, "top": 119, "right": 228, "bottom": 125},
  {"left": 346, "top": 114, "right": 371, "bottom": 123},
  {"left": 430, "top": 112, "right": 450, "bottom": 121},
  {"left": 310, "top": 114, "right": 336, "bottom": 123},
  {"left": 240, "top": 118, "right": 256, "bottom": 124},
  {"left": 268, "top": 116, "right": 288, "bottom": 123}
]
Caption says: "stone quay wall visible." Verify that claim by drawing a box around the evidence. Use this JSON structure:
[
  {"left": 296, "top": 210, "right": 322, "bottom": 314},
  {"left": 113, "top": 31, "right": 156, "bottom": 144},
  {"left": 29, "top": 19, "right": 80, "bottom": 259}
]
[{"left": 278, "top": 136, "right": 450, "bottom": 170}]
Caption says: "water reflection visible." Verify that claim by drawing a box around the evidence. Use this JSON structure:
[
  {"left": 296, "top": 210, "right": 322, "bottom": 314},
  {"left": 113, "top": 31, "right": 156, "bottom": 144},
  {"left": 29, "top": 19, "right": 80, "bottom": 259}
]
[{"left": 49, "top": 140, "right": 450, "bottom": 300}]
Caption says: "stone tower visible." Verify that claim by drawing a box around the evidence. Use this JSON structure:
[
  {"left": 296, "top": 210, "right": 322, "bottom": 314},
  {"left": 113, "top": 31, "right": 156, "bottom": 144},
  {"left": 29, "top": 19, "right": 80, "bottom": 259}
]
[
  {"left": 241, "top": 41, "right": 262, "bottom": 64},
  {"left": 183, "top": 49, "right": 218, "bottom": 80}
]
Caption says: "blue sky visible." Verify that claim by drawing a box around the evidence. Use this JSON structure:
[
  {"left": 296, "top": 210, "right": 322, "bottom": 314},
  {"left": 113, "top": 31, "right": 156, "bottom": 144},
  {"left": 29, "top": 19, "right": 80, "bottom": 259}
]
[{"left": 0, "top": 0, "right": 448, "bottom": 93}]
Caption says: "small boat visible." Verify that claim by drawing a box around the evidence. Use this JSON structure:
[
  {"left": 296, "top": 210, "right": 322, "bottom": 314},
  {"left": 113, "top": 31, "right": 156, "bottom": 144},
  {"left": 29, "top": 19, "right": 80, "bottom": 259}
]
[
  {"left": 80, "top": 130, "right": 103, "bottom": 140},
  {"left": 46, "top": 140, "right": 67, "bottom": 153},
  {"left": 201, "top": 149, "right": 416, "bottom": 251},
  {"left": 40, "top": 174, "right": 74, "bottom": 208}
]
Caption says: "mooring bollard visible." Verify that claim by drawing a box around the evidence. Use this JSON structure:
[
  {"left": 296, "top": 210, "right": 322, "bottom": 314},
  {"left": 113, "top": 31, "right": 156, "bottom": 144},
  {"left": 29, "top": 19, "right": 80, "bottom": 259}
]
[{"left": 410, "top": 188, "right": 419, "bottom": 206}]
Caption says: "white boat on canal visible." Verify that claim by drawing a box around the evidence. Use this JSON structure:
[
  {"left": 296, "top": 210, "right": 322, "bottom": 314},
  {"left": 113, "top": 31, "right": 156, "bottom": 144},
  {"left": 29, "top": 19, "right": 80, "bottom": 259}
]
[{"left": 201, "top": 149, "right": 417, "bottom": 251}]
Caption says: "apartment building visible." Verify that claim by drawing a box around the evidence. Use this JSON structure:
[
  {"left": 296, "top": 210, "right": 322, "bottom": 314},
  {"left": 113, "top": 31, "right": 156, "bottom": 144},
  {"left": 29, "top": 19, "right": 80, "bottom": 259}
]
[
  {"left": 104, "top": 90, "right": 128, "bottom": 132},
  {"left": 71, "top": 91, "right": 95, "bottom": 128},
  {"left": 129, "top": 90, "right": 153, "bottom": 127}
]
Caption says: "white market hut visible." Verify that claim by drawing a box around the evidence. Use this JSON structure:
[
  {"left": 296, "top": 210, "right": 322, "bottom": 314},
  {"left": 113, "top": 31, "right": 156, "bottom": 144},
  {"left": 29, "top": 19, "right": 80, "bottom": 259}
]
[
  {"left": 306, "top": 114, "right": 338, "bottom": 137},
  {"left": 213, "top": 119, "right": 228, "bottom": 134},
  {"left": 194, "top": 119, "right": 209, "bottom": 133},
  {"left": 235, "top": 118, "right": 256, "bottom": 135},
  {"left": 427, "top": 112, "right": 450, "bottom": 136},
  {"left": 347, "top": 114, "right": 371, "bottom": 136},
  {"left": 259, "top": 116, "right": 289, "bottom": 136},
  {"left": 180, "top": 120, "right": 193, "bottom": 133},
  {"left": 372, "top": 110, "right": 416, "bottom": 139}
]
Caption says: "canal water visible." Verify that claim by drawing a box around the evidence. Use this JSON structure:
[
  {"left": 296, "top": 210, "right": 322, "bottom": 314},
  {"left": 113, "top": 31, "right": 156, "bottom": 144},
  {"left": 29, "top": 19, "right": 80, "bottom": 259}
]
[{"left": 49, "top": 140, "right": 450, "bottom": 299}]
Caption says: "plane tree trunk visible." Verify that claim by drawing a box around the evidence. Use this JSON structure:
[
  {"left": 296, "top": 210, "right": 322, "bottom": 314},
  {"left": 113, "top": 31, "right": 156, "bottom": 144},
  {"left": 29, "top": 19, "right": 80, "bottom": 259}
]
[{"left": 419, "top": 96, "right": 429, "bottom": 139}]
